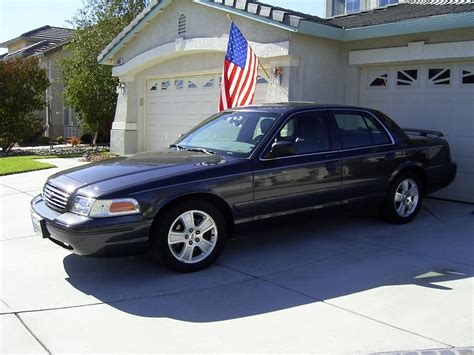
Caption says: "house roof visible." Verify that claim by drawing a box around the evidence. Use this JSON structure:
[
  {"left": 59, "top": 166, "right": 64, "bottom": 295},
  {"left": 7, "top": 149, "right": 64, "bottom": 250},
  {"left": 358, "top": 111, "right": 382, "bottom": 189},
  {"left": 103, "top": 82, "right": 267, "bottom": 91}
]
[
  {"left": 1, "top": 26, "right": 74, "bottom": 47},
  {"left": 98, "top": 0, "right": 474, "bottom": 64},
  {"left": 329, "top": 3, "right": 474, "bottom": 29},
  {"left": 1, "top": 25, "right": 74, "bottom": 60}
]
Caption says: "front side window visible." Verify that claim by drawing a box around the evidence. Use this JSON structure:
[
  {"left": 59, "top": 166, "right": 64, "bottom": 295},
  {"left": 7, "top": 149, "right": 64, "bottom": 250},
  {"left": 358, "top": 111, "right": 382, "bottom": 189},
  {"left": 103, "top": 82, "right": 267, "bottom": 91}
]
[
  {"left": 176, "top": 111, "right": 280, "bottom": 157},
  {"left": 274, "top": 112, "right": 331, "bottom": 155},
  {"left": 333, "top": 112, "right": 390, "bottom": 149}
]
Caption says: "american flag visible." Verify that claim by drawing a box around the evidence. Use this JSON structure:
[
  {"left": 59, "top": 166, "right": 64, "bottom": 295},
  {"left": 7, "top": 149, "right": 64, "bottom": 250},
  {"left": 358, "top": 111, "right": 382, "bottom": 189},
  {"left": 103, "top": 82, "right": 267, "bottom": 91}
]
[{"left": 219, "top": 22, "right": 259, "bottom": 112}]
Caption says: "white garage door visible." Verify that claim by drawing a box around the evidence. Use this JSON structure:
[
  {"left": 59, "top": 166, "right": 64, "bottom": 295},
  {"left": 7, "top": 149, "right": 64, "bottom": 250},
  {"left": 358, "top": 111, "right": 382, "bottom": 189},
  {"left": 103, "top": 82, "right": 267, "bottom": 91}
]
[
  {"left": 360, "top": 63, "right": 474, "bottom": 203},
  {"left": 145, "top": 72, "right": 268, "bottom": 151}
]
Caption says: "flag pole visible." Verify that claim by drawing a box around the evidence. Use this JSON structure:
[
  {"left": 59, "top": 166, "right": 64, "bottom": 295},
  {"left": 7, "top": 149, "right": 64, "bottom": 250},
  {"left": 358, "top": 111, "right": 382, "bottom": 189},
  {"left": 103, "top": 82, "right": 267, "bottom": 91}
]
[{"left": 226, "top": 14, "right": 271, "bottom": 80}]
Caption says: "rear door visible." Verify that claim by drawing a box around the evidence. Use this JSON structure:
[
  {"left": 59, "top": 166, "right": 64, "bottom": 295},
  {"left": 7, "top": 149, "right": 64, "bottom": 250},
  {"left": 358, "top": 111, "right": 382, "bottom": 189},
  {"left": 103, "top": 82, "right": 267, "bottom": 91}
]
[
  {"left": 328, "top": 110, "right": 403, "bottom": 202},
  {"left": 252, "top": 110, "right": 343, "bottom": 218}
]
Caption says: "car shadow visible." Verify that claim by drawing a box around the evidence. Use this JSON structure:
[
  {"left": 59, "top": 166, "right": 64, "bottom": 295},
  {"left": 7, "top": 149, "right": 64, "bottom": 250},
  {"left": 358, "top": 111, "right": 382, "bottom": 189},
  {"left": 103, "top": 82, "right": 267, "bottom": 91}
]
[{"left": 62, "top": 206, "right": 474, "bottom": 322}]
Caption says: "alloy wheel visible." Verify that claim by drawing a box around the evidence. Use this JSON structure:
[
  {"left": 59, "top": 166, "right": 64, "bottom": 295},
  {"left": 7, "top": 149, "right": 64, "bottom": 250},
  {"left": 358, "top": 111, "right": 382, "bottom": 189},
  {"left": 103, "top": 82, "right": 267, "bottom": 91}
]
[
  {"left": 394, "top": 178, "right": 420, "bottom": 218},
  {"left": 167, "top": 210, "right": 218, "bottom": 264}
]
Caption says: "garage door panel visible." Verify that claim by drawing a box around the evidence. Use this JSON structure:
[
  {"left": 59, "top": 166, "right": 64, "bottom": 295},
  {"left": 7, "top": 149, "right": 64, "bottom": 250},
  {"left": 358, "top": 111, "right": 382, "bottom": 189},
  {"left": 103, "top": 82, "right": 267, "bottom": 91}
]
[
  {"left": 452, "top": 99, "right": 474, "bottom": 133},
  {"left": 361, "top": 65, "right": 473, "bottom": 202},
  {"left": 420, "top": 99, "right": 453, "bottom": 134},
  {"left": 389, "top": 99, "right": 419, "bottom": 128}
]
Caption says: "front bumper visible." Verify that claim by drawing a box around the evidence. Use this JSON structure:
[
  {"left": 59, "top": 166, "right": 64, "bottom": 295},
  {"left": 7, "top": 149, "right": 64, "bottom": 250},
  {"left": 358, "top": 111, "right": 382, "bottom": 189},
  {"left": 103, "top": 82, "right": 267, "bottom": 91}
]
[{"left": 30, "top": 195, "right": 153, "bottom": 256}]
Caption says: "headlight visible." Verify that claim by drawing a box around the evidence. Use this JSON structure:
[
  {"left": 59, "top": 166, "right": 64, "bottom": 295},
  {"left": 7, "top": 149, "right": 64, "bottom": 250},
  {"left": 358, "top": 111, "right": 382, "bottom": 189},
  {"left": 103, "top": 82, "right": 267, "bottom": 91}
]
[
  {"left": 70, "top": 196, "right": 95, "bottom": 216},
  {"left": 70, "top": 196, "right": 141, "bottom": 218}
]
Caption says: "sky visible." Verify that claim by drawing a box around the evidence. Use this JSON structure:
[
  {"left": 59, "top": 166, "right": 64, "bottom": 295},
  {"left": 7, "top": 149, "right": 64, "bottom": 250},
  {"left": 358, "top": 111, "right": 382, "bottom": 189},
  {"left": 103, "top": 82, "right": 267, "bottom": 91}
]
[{"left": 0, "top": 0, "right": 325, "bottom": 54}]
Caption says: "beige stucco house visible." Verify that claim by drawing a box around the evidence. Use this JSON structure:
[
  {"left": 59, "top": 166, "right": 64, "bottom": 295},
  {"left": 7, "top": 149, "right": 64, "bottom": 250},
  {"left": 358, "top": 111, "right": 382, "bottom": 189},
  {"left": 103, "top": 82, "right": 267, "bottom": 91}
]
[
  {"left": 98, "top": 0, "right": 474, "bottom": 203},
  {"left": 1, "top": 26, "right": 80, "bottom": 139}
]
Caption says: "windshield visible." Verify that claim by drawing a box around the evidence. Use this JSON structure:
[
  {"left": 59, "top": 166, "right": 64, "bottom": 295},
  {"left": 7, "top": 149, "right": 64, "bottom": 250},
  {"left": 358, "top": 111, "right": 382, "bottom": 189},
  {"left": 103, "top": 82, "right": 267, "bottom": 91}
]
[{"left": 174, "top": 111, "right": 281, "bottom": 157}]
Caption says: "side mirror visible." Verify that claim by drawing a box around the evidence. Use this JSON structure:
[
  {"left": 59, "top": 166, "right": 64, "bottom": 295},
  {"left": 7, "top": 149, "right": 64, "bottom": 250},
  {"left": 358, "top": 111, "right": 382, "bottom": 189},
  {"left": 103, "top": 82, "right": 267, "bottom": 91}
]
[{"left": 269, "top": 141, "right": 295, "bottom": 158}]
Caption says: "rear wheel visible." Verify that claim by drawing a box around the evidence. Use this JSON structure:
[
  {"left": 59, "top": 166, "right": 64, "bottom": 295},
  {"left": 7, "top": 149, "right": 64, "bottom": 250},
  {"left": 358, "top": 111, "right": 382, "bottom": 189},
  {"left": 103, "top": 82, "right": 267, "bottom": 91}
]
[
  {"left": 151, "top": 200, "right": 227, "bottom": 272},
  {"left": 383, "top": 172, "right": 423, "bottom": 224}
]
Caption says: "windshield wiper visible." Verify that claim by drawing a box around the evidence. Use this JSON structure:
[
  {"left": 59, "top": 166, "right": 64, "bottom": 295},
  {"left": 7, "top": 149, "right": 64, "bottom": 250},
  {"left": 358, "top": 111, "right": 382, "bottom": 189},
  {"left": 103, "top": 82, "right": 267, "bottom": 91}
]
[
  {"left": 185, "top": 147, "right": 216, "bottom": 155},
  {"left": 169, "top": 144, "right": 186, "bottom": 150},
  {"left": 169, "top": 144, "right": 216, "bottom": 155}
]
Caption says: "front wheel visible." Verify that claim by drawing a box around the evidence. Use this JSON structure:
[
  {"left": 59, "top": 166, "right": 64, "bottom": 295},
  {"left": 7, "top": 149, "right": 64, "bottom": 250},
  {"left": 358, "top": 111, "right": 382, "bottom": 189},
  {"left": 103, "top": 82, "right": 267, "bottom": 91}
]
[
  {"left": 151, "top": 200, "right": 227, "bottom": 272},
  {"left": 383, "top": 172, "right": 423, "bottom": 224}
]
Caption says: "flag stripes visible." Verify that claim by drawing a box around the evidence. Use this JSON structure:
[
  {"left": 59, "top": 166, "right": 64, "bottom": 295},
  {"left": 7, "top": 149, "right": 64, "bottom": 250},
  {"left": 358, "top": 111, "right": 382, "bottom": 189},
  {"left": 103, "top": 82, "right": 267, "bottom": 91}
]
[{"left": 219, "top": 23, "right": 259, "bottom": 112}]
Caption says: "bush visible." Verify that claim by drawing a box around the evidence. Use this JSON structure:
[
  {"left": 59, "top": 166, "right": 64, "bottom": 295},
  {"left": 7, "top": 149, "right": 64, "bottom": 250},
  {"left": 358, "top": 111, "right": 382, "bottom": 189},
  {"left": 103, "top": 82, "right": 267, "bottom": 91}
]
[
  {"left": 0, "top": 57, "right": 50, "bottom": 153},
  {"left": 80, "top": 133, "right": 92, "bottom": 144},
  {"left": 37, "top": 136, "right": 51, "bottom": 145},
  {"left": 68, "top": 136, "right": 81, "bottom": 146},
  {"left": 55, "top": 136, "right": 65, "bottom": 144}
]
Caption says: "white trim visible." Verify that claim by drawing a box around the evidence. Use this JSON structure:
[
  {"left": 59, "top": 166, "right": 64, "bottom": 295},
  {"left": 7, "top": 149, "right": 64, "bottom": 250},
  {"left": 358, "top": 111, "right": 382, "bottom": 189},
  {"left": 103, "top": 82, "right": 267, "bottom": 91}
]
[
  {"left": 112, "top": 37, "right": 290, "bottom": 77},
  {"left": 112, "top": 122, "right": 138, "bottom": 131},
  {"left": 349, "top": 40, "right": 474, "bottom": 66}
]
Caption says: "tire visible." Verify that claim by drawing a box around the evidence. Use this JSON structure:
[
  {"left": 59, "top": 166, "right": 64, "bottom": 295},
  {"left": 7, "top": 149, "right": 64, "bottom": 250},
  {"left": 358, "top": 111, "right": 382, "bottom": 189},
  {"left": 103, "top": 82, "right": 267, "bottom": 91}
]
[
  {"left": 383, "top": 172, "right": 423, "bottom": 224},
  {"left": 151, "top": 199, "right": 227, "bottom": 272}
]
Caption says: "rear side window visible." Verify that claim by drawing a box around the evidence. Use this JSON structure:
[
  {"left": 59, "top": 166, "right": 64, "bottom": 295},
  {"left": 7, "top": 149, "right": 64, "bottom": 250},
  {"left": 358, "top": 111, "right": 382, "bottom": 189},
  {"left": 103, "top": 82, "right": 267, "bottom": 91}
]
[{"left": 333, "top": 112, "right": 390, "bottom": 148}]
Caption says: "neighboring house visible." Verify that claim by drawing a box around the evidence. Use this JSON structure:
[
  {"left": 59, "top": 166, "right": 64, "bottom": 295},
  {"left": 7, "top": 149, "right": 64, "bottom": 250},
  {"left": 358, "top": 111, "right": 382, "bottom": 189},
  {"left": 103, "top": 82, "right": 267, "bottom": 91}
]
[
  {"left": 325, "top": 0, "right": 472, "bottom": 18},
  {"left": 98, "top": 0, "right": 474, "bottom": 203},
  {"left": 0, "top": 26, "right": 80, "bottom": 140}
]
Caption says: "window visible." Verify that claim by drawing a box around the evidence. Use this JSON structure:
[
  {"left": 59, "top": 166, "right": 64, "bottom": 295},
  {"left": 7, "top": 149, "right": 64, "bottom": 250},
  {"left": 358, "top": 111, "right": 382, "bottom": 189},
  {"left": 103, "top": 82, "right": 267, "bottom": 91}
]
[
  {"left": 275, "top": 112, "right": 330, "bottom": 155},
  {"left": 379, "top": 0, "right": 398, "bottom": 6},
  {"left": 462, "top": 70, "right": 474, "bottom": 84},
  {"left": 397, "top": 70, "right": 418, "bottom": 86},
  {"left": 370, "top": 73, "right": 388, "bottom": 87},
  {"left": 333, "top": 0, "right": 345, "bottom": 16},
  {"left": 188, "top": 80, "right": 198, "bottom": 89},
  {"left": 63, "top": 108, "right": 79, "bottom": 126},
  {"left": 177, "top": 112, "right": 280, "bottom": 157},
  {"left": 161, "top": 80, "right": 170, "bottom": 91},
  {"left": 178, "top": 14, "right": 186, "bottom": 36},
  {"left": 429, "top": 68, "right": 451, "bottom": 85},
  {"left": 256, "top": 75, "right": 268, "bottom": 85},
  {"left": 334, "top": 112, "right": 390, "bottom": 149},
  {"left": 346, "top": 0, "right": 360, "bottom": 13},
  {"left": 175, "top": 80, "right": 184, "bottom": 90},
  {"left": 203, "top": 78, "right": 214, "bottom": 88},
  {"left": 253, "top": 117, "right": 276, "bottom": 141}
]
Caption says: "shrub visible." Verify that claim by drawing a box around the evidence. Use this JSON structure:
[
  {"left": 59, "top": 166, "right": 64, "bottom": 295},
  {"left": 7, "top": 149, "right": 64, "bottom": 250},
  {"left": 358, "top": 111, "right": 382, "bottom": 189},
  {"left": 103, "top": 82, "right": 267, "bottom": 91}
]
[
  {"left": 37, "top": 136, "right": 51, "bottom": 145},
  {"left": 55, "top": 136, "right": 65, "bottom": 144},
  {"left": 68, "top": 136, "right": 81, "bottom": 147},
  {"left": 80, "top": 133, "right": 92, "bottom": 144},
  {"left": 0, "top": 57, "right": 50, "bottom": 153}
]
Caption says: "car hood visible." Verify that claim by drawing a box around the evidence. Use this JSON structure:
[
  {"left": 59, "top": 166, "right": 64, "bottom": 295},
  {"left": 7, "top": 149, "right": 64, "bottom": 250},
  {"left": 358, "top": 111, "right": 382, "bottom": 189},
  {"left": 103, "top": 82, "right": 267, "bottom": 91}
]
[{"left": 47, "top": 149, "right": 227, "bottom": 194}]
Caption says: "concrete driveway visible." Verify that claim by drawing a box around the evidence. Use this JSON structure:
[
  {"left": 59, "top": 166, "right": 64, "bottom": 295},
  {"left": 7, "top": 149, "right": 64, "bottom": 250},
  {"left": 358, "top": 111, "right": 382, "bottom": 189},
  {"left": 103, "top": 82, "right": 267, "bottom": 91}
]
[{"left": 1, "top": 159, "right": 473, "bottom": 353}]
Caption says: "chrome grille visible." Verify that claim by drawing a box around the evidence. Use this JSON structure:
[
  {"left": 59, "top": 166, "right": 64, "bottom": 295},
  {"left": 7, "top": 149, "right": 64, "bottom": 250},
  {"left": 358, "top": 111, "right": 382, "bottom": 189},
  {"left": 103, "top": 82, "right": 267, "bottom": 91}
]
[{"left": 43, "top": 184, "right": 70, "bottom": 212}]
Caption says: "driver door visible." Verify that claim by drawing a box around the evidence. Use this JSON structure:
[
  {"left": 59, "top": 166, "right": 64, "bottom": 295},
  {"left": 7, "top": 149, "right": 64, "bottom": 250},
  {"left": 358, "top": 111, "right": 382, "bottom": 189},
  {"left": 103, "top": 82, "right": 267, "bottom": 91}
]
[{"left": 251, "top": 110, "right": 343, "bottom": 218}]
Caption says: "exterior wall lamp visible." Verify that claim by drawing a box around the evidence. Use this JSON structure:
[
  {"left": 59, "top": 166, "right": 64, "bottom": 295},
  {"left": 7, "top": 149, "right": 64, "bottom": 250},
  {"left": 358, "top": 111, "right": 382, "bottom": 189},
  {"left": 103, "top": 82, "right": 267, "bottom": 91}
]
[{"left": 273, "top": 66, "right": 284, "bottom": 85}]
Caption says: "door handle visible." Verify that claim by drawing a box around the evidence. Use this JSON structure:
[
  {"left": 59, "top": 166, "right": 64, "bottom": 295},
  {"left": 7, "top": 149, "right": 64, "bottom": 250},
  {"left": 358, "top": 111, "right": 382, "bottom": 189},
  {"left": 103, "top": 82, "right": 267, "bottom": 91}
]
[{"left": 385, "top": 152, "right": 396, "bottom": 160}]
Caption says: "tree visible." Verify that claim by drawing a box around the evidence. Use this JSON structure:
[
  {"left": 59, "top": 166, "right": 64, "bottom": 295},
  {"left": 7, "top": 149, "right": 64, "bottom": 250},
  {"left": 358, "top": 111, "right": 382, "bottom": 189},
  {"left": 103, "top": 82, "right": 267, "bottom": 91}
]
[
  {"left": 0, "top": 57, "right": 50, "bottom": 153},
  {"left": 62, "top": 0, "right": 149, "bottom": 146}
]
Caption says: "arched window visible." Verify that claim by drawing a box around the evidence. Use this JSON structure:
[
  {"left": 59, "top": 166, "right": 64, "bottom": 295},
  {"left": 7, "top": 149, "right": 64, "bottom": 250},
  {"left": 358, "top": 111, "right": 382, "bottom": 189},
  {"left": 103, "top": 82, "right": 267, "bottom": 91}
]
[{"left": 178, "top": 14, "right": 186, "bottom": 36}]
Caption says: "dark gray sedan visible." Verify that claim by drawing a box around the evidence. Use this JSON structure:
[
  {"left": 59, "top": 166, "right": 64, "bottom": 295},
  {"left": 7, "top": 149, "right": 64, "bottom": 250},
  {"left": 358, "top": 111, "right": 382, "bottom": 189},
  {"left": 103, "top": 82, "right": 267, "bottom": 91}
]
[{"left": 31, "top": 103, "right": 456, "bottom": 272}]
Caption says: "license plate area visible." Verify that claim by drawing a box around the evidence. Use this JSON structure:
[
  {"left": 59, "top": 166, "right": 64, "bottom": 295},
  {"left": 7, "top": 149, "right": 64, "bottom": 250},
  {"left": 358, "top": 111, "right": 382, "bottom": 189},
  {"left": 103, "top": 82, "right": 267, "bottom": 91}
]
[{"left": 31, "top": 213, "right": 50, "bottom": 239}]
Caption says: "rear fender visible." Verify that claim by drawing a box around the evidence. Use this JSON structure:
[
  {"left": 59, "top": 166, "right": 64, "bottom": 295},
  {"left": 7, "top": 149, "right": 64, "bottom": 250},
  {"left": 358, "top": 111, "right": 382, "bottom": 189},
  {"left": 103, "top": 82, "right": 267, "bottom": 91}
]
[{"left": 388, "top": 161, "right": 427, "bottom": 189}]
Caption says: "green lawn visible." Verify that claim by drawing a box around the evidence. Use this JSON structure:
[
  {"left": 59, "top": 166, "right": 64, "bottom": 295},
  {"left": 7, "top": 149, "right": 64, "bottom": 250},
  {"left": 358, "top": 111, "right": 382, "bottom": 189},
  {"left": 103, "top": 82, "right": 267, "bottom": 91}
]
[{"left": 0, "top": 155, "right": 81, "bottom": 176}]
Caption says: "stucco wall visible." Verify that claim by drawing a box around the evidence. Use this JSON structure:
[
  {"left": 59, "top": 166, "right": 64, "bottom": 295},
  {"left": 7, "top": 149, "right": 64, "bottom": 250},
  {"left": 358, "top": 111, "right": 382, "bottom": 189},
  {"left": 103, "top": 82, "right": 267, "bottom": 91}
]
[
  {"left": 115, "top": 0, "right": 291, "bottom": 65},
  {"left": 288, "top": 33, "right": 345, "bottom": 104}
]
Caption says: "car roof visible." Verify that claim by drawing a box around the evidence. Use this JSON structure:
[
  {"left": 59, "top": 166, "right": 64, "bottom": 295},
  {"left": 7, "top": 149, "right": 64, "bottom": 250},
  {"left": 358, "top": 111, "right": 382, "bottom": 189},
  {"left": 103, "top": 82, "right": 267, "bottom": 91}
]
[{"left": 231, "top": 102, "right": 377, "bottom": 113}]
